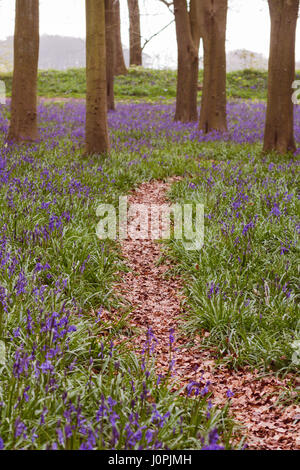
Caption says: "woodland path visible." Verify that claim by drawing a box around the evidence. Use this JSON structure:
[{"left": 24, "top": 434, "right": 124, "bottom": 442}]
[{"left": 103, "top": 178, "right": 299, "bottom": 450}]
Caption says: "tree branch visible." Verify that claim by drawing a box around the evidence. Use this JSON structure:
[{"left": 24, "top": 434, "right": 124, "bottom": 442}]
[
  {"left": 141, "top": 19, "right": 175, "bottom": 50},
  {"left": 159, "top": 0, "right": 174, "bottom": 14}
]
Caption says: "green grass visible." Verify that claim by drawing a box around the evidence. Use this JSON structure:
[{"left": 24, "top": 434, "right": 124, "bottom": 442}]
[
  {"left": 164, "top": 145, "right": 299, "bottom": 373},
  {"left": 227, "top": 69, "right": 268, "bottom": 100},
  {"left": 2, "top": 67, "right": 298, "bottom": 101},
  {"left": 0, "top": 133, "right": 238, "bottom": 449},
  {"left": 0, "top": 87, "right": 298, "bottom": 449}
]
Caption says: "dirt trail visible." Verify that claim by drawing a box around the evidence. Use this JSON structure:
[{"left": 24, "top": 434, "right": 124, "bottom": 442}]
[{"left": 110, "top": 178, "right": 299, "bottom": 450}]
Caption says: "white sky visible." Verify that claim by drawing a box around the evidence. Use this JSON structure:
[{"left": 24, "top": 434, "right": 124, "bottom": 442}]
[{"left": 0, "top": 0, "right": 300, "bottom": 67}]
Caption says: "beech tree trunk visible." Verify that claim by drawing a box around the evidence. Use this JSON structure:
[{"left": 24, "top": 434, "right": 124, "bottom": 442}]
[
  {"left": 8, "top": 0, "right": 39, "bottom": 142},
  {"left": 105, "top": 0, "right": 115, "bottom": 110},
  {"left": 199, "top": 0, "right": 228, "bottom": 133},
  {"left": 113, "top": 0, "right": 127, "bottom": 75},
  {"left": 263, "top": 0, "right": 299, "bottom": 154},
  {"left": 174, "top": 0, "right": 201, "bottom": 122},
  {"left": 189, "top": 0, "right": 202, "bottom": 121},
  {"left": 85, "top": 0, "right": 110, "bottom": 155},
  {"left": 127, "top": 0, "right": 142, "bottom": 66}
]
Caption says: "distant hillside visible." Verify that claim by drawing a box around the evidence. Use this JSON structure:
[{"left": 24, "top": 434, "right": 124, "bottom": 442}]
[
  {"left": 0, "top": 35, "right": 152, "bottom": 71},
  {"left": 226, "top": 50, "right": 268, "bottom": 71},
  {"left": 39, "top": 36, "right": 85, "bottom": 70},
  {"left": 0, "top": 36, "right": 299, "bottom": 72},
  {"left": 201, "top": 49, "right": 300, "bottom": 72}
]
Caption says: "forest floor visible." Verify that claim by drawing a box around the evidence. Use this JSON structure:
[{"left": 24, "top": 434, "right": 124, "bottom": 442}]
[
  {"left": 0, "top": 95, "right": 299, "bottom": 450},
  {"left": 1, "top": 67, "right": 271, "bottom": 101},
  {"left": 105, "top": 178, "right": 300, "bottom": 450}
]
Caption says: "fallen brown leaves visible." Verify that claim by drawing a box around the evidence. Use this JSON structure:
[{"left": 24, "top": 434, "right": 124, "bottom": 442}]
[{"left": 108, "top": 178, "right": 300, "bottom": 450}]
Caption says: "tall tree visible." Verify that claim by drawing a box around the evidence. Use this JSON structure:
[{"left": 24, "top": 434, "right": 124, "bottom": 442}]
[
  {"left": 105, "top": 0, "right": 115, "bottom": 110},
  {"left": 8, "top": 0, "right": 39, "bottom": 142},
  {"left": 199, "top": 0, "right": 228, "bottom": 133},
  {"left": 173, "top": 0, "right": 201, "bottom": 122},
  {"left": 86, "top": 0, "right": 110, "bottom": 155},
  {"left": 113, "top": 0, "right": 127, "bottom": 75},
  {"left": 263, "top": 0, "right": 299, "bottom": 154},
  {"left": 127, "top": 0, "right": 142, "bottom": 66}
]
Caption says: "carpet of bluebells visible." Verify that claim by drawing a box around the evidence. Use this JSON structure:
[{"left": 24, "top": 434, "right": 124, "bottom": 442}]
[
  {"left": 167, "top": 155, "right": 299, "bottom": 371},
  {"left": 0, "top": 99, "right": 298, "bottom": 450}
]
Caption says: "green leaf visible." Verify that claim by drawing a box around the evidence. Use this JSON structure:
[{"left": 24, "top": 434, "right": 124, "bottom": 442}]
[{"left": 0, "top": 341, "right": 6, "bottom": 366}]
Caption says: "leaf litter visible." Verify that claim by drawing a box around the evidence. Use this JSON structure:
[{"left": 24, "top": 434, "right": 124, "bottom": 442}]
[{"left": 104, "top": 178, "right": 299, "bottom": 450}]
